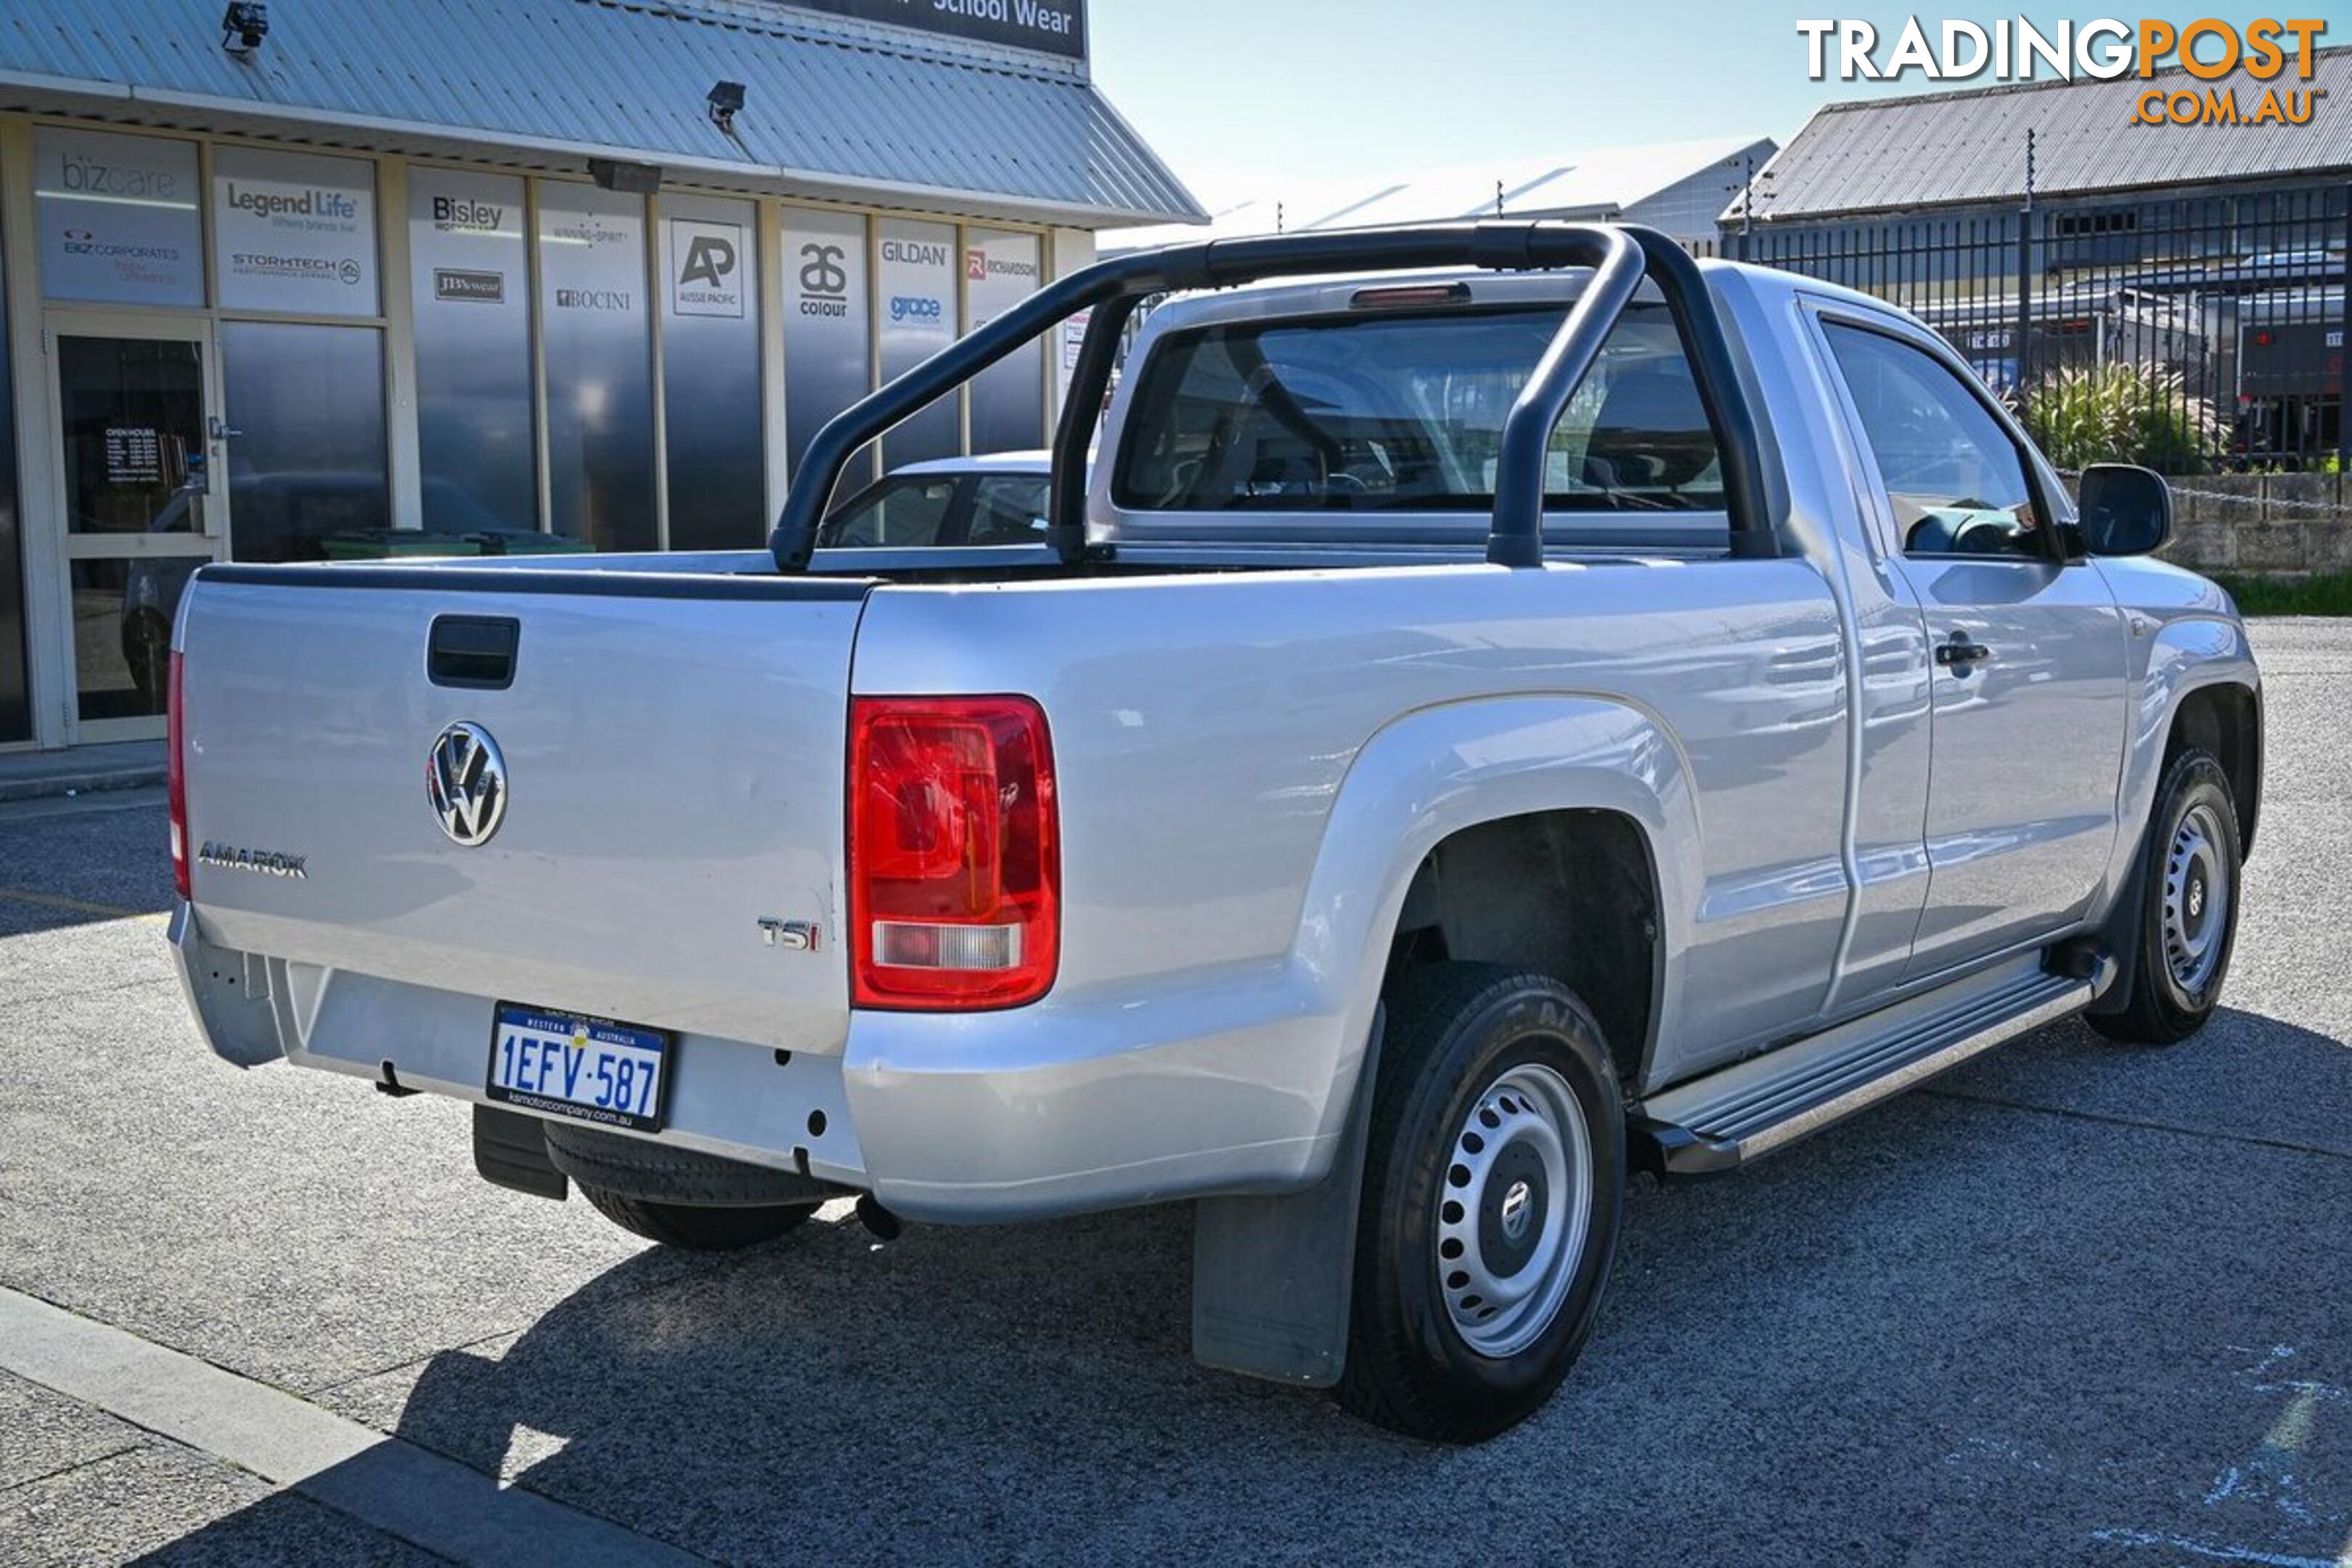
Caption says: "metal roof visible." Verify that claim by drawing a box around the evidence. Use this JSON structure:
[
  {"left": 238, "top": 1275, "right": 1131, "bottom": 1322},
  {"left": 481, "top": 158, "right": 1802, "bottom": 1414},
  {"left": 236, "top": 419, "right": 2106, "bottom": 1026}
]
[
  {"left": 1107, "top": 136, "right": 1771, "bottom": 250},
  {"left": 0, "top": 0, "right": 1204, "bottom": 227},
  {"left": 1741, "top": 46, "right": 2352, "bottom": 223}
]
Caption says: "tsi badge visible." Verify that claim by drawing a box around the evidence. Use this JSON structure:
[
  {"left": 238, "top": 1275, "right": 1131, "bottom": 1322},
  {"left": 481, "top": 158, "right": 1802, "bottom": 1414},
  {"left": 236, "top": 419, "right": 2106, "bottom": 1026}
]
[{"left": 427, "top": 722, "right": 507, "bottom": 847}]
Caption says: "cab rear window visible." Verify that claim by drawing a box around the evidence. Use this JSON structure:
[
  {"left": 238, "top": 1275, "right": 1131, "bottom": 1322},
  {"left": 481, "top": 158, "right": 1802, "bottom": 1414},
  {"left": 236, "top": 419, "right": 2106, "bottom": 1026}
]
[{"left": 1111, "top": 302, "right": 1723, "bottom": 514}]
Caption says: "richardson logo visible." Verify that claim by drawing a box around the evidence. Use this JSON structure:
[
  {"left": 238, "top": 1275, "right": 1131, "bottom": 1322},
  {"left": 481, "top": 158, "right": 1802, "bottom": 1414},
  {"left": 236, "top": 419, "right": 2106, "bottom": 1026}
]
[
  {"left": 889, "top": 294, "right": 944, "bottom": 324},
  {"left": 434, "top": 268, "right": 505, "bottom": 304},
  {"left": 1800, "top": 17, "right": 2329, "bottom": 125},
  {"left": 967, "top": 249, "right": 1040, "bottom": 282},
  {"left": 797, "top": 242, "right": 850, "bottom": 318},
  {"left": 198, "top": 841, "right": 307, "bottom": 879},
  {"left": 431, "top": 195, "right": 506, "bottom": 233},
  {"left": 224, "top": 183, "right": 359, "bottom": 221},
  {"left": 554, "top": 287, "right": 632, "bottom": 311}
]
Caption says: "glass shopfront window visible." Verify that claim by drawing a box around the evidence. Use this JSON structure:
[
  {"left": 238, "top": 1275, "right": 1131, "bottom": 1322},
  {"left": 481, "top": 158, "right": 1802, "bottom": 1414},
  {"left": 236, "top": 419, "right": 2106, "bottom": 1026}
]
[
  {"left": 965, "top": 229, "right": 1046, "bottom": 454},
  {"left": 661, "top": 194, "right": 764, "bottom": 550},
  {"left": 539, "top": 184, "right": 656, "bottom": 552},
  {"left": 876, "top": 217, "right": 959, "bottom": 467},
  {"left": 221, "top": 323, "right": 389, "bottom": 563},
  {"left": 410, "top": 168, "right": 535, "bottom": 531},
  {"left": 212, "top": 147, "right": 380, "bottom": 317},
  {"left": 782, "top": 207, "right": 874, "bottom": 496},
  {"left": 35, "top": 128, "right": 204, "bottom": 309}
]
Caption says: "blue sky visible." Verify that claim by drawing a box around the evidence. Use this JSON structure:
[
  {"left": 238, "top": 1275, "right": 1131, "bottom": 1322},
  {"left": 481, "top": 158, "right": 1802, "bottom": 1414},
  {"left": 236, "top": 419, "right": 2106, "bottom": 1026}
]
[{"left": 1090, "top": 2, "right": 2344, "bottom": 203}]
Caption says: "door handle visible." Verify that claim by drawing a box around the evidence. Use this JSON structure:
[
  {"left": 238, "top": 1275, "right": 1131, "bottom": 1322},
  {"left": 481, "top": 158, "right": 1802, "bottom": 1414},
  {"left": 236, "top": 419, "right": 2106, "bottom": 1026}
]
[{"left": 1934, "top": 632, "right": 1994, "bottom": 674}]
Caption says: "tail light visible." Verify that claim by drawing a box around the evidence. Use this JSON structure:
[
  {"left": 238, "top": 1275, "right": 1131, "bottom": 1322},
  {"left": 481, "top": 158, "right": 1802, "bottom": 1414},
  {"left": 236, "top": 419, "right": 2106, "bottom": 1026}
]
[
  {"left": 168, "top": 650, "right": 189, "bottom": 900},
  {"left": 850, "top": 695, "right": 1058, "bottom": 1010}
]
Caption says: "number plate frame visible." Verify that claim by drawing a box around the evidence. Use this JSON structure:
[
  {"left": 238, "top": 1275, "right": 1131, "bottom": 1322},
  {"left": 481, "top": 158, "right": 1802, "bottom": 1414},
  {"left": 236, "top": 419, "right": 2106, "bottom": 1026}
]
[{"left": 485, "top": 1001, "right": 672, "bottom": 1133}]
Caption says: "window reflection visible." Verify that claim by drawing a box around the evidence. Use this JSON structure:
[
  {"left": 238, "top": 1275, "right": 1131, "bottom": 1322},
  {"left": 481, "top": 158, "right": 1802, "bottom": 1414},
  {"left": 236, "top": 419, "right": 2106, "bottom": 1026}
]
[{"left": 221, "top": 322, "right": 388, "bottom": 563}]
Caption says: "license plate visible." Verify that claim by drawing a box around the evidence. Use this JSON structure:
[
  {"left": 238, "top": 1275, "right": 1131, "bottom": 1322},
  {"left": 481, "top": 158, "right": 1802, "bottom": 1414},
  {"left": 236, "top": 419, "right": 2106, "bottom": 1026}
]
[{"left": 486, "top": 1002, "right": 671, "bottom": 1132}]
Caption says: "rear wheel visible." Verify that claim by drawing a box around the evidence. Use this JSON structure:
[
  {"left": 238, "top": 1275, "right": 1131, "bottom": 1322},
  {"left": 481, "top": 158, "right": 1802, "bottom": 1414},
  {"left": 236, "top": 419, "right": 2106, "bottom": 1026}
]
[
  {"left": 1336, "top": 963, "right": 1625, "bottom": 1442},
  {"left": 579, "top": 1187, "right": 818, "bottom": 1251},
  {"left": 2090, "top": 747, "right": 2243, "bottom": 1045}
]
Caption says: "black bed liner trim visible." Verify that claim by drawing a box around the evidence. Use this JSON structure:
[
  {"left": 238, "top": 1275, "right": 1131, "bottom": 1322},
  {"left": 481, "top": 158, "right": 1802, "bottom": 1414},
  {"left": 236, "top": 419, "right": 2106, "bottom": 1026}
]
[{"left": 195, "top": 564, "right": 876, "bottom": 602}]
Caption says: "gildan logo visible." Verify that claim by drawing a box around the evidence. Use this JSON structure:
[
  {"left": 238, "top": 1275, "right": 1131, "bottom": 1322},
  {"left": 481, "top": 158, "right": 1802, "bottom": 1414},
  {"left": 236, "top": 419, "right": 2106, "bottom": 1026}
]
[
  {"left": 431, "top": 195, "right": 505, "bottom": 232},
  {"left": 797, "top": 241, "right": 851, "bottom": 319},
  {"left": 555, "top": 287, "right": 632, "bottom": 311},
  {"left": 881, "top": 238, "right": 949, "bottom": 267}
]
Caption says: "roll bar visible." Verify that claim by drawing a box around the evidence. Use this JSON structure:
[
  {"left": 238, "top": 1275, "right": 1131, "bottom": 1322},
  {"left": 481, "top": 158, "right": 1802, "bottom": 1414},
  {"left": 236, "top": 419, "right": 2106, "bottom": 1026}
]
[{"left": 768, "top": 221, "right": 1776, "bottom": 572}]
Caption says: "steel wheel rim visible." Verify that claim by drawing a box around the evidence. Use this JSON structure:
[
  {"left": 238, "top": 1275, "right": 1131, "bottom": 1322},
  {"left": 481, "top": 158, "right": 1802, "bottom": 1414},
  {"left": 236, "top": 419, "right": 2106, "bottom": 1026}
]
[
  {"left": 2162, "top": 800, "right": 2230, "bottom": 995},
  {"left": 1434, "top": 1061, "right": 1593, "bottom": 1359}
]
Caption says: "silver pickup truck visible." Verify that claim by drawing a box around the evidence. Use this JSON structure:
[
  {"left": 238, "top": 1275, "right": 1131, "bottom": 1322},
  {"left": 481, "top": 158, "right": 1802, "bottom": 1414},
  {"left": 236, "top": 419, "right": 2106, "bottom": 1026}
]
[{"left": 169, "top": 224, "right": 2261, "bottom": 1442}]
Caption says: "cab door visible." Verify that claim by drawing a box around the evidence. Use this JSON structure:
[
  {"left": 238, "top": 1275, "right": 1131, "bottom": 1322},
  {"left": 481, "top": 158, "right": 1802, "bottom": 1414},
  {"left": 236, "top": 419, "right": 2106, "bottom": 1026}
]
[{"left": 1815, "top": 312, "right": 2128, "bottom": 981}]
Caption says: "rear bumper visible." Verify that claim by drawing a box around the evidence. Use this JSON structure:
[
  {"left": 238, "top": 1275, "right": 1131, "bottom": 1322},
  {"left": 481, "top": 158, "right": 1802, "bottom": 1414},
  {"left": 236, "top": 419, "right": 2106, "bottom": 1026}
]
[{"left": 171, "top": 905, "right": 1353, "bottom": 1223}]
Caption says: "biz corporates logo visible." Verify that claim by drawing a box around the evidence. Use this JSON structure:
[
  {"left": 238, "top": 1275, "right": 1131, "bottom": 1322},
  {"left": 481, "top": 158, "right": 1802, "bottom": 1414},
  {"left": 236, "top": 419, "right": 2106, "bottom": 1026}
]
[{"left": 1800, "top": 16, "right": 2328, "bottom": 125}]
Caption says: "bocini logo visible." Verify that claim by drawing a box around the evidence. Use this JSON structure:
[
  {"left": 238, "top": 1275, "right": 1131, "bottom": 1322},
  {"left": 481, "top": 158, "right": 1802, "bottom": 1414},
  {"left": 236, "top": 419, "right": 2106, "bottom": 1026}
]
[{"left": 555, "top": 287, "right": 632, "bottom": 311}]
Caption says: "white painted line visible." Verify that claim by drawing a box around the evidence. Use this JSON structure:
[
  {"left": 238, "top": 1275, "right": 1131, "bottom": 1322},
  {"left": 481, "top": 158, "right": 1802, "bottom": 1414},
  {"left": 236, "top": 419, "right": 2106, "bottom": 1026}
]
[{"left": 0, "top": 1288, "right": 707, "bottom": 1567}]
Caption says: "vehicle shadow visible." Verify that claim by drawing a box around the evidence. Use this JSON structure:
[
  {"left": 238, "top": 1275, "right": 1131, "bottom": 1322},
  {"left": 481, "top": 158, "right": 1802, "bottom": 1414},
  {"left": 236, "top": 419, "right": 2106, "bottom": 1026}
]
[{"left": 133, "top": 1005, "right": 2352, "bottom": 1567}]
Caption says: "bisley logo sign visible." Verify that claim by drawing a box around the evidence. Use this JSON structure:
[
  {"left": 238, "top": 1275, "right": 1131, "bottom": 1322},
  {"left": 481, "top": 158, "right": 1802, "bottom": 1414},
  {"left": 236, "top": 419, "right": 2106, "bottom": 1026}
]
[{"left": 432, "top": 196, "right": 506, "bottom": 233}]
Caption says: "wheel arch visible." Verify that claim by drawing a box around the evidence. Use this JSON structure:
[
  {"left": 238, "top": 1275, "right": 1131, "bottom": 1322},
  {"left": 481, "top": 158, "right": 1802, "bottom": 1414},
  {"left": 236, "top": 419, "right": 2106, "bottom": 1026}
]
[{"left": 1294, "top": 694, "right": 1699, "bottom": 1151}]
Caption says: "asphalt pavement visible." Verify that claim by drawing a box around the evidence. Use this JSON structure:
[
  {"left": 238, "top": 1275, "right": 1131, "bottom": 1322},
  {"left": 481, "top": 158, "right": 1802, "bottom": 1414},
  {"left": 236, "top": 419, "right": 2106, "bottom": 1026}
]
[{"left": 2, "top": 621, "right": 2350, "bottom": 1567}]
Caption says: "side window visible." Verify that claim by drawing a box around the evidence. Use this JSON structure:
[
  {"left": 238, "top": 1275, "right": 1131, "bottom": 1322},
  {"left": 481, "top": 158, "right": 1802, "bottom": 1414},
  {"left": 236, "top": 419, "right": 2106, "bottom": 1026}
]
[
  {"left": 1112, "top": 303, "right": 1721, "bottom": 516},
  {"left": 1822, "top": 322, "right": 2045, "bottom": 560},
  {"left": 819, "top": 477, "right": 957, "bottom": 548},
  {"left": 966, "top": 475, "right": 1050, "bottom": 544}
]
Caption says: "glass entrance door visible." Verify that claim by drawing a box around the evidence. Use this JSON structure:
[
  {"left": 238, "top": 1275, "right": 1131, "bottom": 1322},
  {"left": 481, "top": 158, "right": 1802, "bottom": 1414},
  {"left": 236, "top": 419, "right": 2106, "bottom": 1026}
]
[{"left": 47, "top": 317, "right": 226, "bottom": 738}]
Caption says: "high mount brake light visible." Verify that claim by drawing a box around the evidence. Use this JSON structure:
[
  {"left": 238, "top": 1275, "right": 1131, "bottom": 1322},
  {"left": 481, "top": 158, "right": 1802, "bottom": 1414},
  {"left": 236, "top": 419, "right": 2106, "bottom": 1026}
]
[{"left": 849, "top": 695, "right": 1058, "bottom": 1010}]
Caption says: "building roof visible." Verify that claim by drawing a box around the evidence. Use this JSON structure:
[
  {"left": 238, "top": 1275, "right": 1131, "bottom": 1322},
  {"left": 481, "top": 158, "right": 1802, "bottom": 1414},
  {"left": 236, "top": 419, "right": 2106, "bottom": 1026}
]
[
  {"left": 0, "top": 0, "right": 1204, "bottom": 227},
  {"left": 1106, "top": 135, "right": 1769, "bottom": 250},
  {"left": 1741, "top": 45, "right": 2352, "bottom": 223}
]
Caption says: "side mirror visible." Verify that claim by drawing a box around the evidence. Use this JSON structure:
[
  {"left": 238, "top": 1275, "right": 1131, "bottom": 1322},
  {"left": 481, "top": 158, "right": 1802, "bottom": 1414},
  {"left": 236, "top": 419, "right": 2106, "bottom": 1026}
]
[{"left": 2076, "top": 463, "right": 2173, "bottom": 557}]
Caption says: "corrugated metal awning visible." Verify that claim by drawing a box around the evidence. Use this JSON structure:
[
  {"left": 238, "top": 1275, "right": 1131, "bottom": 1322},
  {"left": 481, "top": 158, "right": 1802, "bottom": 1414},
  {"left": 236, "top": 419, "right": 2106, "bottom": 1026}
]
[
  {"left": 1743, "top": 46, "right": 2352, "bottom": 223},
  {"left": 0, "top": 0, "right": 1205, "bottom": 228}
]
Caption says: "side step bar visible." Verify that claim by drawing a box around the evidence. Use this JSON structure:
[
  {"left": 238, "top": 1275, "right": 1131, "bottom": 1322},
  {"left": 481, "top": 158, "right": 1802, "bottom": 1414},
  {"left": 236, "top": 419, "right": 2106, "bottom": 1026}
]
[{"left": 1633, "top": 953, "right": 2107, "bottom": 1177}]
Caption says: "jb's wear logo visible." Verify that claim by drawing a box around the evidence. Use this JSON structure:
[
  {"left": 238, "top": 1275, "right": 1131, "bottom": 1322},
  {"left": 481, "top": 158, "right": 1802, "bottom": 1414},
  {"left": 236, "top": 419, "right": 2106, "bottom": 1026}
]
[{"left": 1800, "top": 17, "right": 2327, "bottom": 123}]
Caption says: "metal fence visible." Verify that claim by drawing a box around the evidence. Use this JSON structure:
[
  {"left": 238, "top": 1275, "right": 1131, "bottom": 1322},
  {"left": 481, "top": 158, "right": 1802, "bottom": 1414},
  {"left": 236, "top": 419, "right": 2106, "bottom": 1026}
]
[{"left": 1709, "top": 187, "right": 2351, "bottom": 474}]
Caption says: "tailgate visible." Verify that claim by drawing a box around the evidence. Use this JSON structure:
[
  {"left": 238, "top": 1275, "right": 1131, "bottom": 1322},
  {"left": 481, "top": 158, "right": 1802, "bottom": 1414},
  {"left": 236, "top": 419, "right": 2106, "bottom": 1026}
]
[{"left": 178, "top": 565, "right": 870, "bottom": 1053}]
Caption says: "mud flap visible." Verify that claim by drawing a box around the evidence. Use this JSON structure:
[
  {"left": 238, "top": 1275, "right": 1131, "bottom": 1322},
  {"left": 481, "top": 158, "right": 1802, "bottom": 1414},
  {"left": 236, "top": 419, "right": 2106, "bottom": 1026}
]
[
  {"left": 1191, "top": 1006, "right": 1382, "bottom": 1387},
  {"left": 473, "top": 1106, "right": 568, "bottom": 1201}
]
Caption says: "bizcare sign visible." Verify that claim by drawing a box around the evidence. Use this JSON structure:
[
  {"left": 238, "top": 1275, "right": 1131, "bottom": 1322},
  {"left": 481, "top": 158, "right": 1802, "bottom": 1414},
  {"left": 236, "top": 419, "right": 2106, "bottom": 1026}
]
[{"left": 1801, "top": 17, "right": 2329, "bottom": 124}]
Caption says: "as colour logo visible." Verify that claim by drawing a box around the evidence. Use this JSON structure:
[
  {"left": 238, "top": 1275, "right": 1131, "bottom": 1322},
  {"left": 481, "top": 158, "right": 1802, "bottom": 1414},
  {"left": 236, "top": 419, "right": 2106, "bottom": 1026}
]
[{"left": 798, "top": 242, "right": 851, "bottom": 319}]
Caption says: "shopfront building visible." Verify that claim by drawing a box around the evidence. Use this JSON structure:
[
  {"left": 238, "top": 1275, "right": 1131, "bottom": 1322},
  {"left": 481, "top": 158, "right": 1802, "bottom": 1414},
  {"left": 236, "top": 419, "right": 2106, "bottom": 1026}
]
[{"left": 0, "top": 0, "right": 1199, "bottom": 746}]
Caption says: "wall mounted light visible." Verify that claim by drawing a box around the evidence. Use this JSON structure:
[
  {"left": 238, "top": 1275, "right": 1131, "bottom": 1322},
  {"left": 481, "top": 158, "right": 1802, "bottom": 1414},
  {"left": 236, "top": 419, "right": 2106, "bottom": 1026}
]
[
  {"left": 221, "top": 1, "right": 269, "bottom": 54},
  {"left": 588, "top": 158, "right": 662, "bottom": 195},
  {"left": 708, "top": 81, "right": 747, "bottom": 132}
]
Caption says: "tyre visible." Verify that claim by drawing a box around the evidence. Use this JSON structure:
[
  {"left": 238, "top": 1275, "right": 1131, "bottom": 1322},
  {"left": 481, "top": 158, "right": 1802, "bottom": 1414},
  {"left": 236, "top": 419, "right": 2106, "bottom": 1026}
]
[
  {"left": 541, "top": 1122, "right": 835, "bottom": 1251},
  {"left": 578, "top": 1186, "right": 818, "bottom": 1251},
  {"left": 2089, "top": 747, "right": 2243, "bottom": 1045},
  {"left": 1336, "top": 963, "right": 1625, "bottom": 1442}
]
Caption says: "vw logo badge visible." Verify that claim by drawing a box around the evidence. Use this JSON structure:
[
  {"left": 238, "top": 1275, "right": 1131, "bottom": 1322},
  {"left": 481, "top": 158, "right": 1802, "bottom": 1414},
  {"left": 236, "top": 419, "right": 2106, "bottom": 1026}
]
[
  {"left": 1500, "top": 1180, "right": 1535, "bottom": 1243},
  {"left": 427, "top": 722, "right": 507, "bottom": 847}
]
